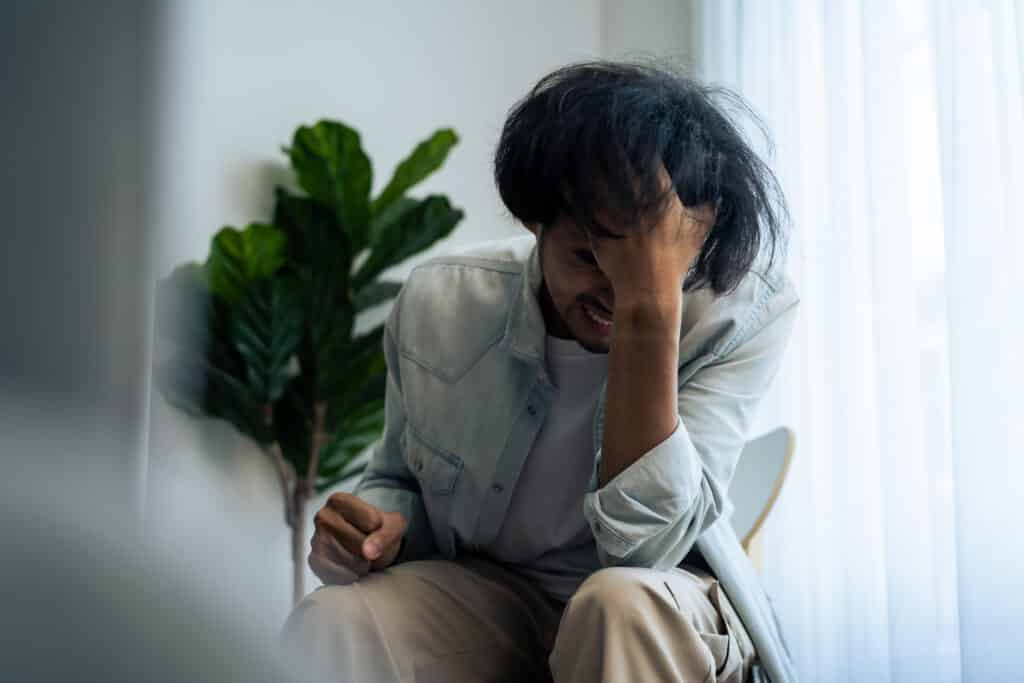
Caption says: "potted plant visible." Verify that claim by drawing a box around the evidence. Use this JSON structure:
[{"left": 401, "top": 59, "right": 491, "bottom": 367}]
[{"left": 156, "top": 120, "right": 463, "bottom": 604}]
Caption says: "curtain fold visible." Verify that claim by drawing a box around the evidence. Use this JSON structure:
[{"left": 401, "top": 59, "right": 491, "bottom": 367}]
[{"left": 697, "top": 1, "right": 1023, "bottom": 680}]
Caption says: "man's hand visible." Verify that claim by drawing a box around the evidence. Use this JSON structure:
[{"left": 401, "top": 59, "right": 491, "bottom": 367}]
[
  {"left": 588, "top": 181, "right": 713, "bottom": 314},
  {"left": 308, "top": 493, "right": 407, "bottom": 585},
  {"left": 588, "top": 174, "right": 713, "bottom": 487}
]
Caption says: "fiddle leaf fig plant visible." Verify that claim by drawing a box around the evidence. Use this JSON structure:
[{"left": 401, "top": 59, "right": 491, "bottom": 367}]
[{"left": 156, "top": 120, "right": 462, "bottom": 604}]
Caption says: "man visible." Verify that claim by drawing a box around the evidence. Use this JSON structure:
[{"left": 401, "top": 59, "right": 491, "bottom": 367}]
[{"left": 283, "top": 62, "right": 799, "bottom": 682}]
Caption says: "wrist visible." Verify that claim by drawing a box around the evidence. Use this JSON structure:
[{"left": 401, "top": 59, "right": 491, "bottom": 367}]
[
  {"left": 612, "top": 300, "right": 682, "bottom": 344},
  {"left": 614, "top": 289, "right": 682, "bottom": 325}
]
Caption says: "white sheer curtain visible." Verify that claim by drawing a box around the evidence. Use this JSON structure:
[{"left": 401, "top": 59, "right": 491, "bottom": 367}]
[{"left": 696, "top": 1, "right": 1024, "bottom": 680}]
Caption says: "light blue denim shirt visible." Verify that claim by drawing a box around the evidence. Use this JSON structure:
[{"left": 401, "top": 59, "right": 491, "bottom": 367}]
[{"left": 354, "top": 235, "right": 800, "bottom": 682}]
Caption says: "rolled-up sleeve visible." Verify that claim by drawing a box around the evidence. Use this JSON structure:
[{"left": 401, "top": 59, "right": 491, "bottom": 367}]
[{"left": 583, "top": 281, "right": 799, "bottom": 569}]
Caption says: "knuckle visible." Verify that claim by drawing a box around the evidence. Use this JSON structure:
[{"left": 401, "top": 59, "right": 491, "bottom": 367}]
[
  {"left": 310, "top": 543, "right": 328, "bottom": 564},
  {"left": 383, "top": 511, "right": 406, "bottom": 533},
  {"left": 307, "top": 552, "right": 322, "bottom": 576},
  {"left": 327, "top": 491, "right": 351, "bottom": 509}
]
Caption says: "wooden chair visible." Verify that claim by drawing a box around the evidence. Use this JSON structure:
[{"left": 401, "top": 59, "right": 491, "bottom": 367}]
[{"left": 727, "top": 427, "right": 795, "bottom": 570}]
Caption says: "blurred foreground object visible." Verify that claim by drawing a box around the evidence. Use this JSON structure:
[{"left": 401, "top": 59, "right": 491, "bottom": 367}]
[
  {"left": 0, "top": 483, "right": 308, "bottom": 683},
  {"left": 155, "top": 119, "right": 464, "bottom": 604}
]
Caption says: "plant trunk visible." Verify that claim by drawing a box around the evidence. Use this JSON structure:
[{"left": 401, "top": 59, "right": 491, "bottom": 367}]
[
  {"left": 291, "top": 484, "right": 308, "bottom": 606},
  {"left": 290, "top": 401, "right": 326, "bottom": 606}
]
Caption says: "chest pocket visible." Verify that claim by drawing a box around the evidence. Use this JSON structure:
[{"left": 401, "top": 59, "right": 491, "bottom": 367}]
[
  {"left": 403, "top": 425, "right": 464, "bottom": 557},
  {"left": 405, "top": 425, "right": 463, "bottom": 493}
]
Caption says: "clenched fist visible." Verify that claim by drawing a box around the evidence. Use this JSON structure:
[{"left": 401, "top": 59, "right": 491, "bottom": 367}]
[{"left": 308, "top": 493, "right": 407, "bottom": 585}]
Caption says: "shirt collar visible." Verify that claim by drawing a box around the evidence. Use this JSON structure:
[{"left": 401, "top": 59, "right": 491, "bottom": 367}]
[{"left": 502, "top": 240, "right": 547, "bottom": 362}]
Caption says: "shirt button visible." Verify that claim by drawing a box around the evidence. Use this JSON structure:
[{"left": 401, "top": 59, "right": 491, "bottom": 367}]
[
  {"left": 491, "top": 483, "right": 504, "bottom": 493},
  {"left": 527, "top": 404, "right": 537, "bottom": 416}
]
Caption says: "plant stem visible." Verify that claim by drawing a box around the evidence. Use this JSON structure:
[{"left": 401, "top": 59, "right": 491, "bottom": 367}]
[
  {"left": 307, "top": 401, "right": 328, "bottom": 482},
  {"left": 263, "top": 403, "right": 306, "bottom": 605},
  {"left": 291, "top": 485, "right": 307, "bottom": 606},
  {"left": 267, "top": 442, "right": 295, "bottom": 527},
  {"left": 290, "top": 401, "right": 327, "bottom": 605}
]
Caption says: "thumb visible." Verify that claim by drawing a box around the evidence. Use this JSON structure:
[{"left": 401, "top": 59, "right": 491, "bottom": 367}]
[{"left": 362, "top": 512, "right": 405, "bottom": 561}]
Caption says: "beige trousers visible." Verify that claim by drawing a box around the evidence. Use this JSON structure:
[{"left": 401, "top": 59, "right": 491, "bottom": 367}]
[{"left": 281, "top": 554, "right": 758, "bottom": 683}]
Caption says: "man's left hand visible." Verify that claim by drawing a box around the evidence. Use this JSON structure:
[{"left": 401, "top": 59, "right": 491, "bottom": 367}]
[{"left": 589, "top": 181, "right": 713, "bottom": 314}]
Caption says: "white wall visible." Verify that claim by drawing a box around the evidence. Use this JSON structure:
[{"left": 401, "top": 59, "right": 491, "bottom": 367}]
[
  {"left": 601, "top": 0, "right": 698, "bottom": 67},
  {"left": 151, "top": 0, "right": 606, "bottom": 277},
  {"left": 147, "top": 0, "right": 698, "bottom": 627}
]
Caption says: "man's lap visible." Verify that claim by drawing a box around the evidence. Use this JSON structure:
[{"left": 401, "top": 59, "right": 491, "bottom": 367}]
[
  {"left": 283, "top": 555, "right": 559, "bottom": 682},
  {"left": 282, "top": 555, "right": 756, "bottom": 682}
]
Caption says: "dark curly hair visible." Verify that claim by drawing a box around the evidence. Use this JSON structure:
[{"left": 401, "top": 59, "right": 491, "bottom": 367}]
[{"left": 494, "top": 60, "right": 787, "bottom": 294}]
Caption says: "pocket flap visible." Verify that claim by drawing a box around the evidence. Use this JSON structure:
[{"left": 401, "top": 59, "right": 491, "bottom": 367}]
[{"left": 405, "top": 426, "right": 464, "bottom": 495}]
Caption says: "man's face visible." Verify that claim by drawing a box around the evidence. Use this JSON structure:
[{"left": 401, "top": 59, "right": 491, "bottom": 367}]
[{"left": 533, "top": 219, "right": 616, "bottom": 354}]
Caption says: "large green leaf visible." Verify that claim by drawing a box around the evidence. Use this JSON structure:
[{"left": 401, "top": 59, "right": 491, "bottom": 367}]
[
  {"left": 230, "top": 277, "right": 304, "bottom": 404},
  {"left": 367, "top": 197, "right": 417, "bottom": 246},
  {"left": 320, "top": 324, "right": 385, "bottom": 406},
  {"left": 297, "top": 258, "right": 354, "bottom": 400},
  {"left": 158, "top": 120, "right": 463, "bottom": 475},
  {"left": 273, "top": 377, "right": 312, "bottom": 473},
  {"left": 325, "top": 361, "right": 386, "bottom": 434},
  {"left": 286, "top": 120, "right": 372, "bottom": 250},
  {"left": 203, "top": 362, "right": 274, "bottom": 443},
  {"left": 272, "top": 187, "right": 352, "bottom": 280},
  {"left": 273, "top": 188, "right": 357, "bottom": 400},
  {"left": 316, "top": 399, "right": 384, "bottom": 492},
  {"left": 371, "top": 128, "right": 458, "bottom": 218},
  {"left": 353, "top": 280, "right": 402, "bottom": 313},
  {"left": 205, "top": 223, "right": 287, "bottom": 306},
  {"left": 353, "top": 195, "right": 463, "bottom": 290}
]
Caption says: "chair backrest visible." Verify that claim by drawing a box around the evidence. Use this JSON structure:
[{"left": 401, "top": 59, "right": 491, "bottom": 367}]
[{"left": 727, "top": 427, "right": 795, "bottom": 550}]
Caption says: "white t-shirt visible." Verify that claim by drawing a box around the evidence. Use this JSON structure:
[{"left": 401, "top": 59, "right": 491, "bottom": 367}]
[{"left": 483, "top": 333, "right": 608, "bottom": 602}]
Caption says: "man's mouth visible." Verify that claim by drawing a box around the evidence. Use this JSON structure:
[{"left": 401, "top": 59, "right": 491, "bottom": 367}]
[{"left": 582, "top": 301, "right": 613, "bottom": 332}]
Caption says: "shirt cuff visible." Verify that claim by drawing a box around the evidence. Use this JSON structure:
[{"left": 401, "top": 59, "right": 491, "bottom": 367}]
[{"left": 582, "top": 419, "right": 702, "bottom": 559}]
